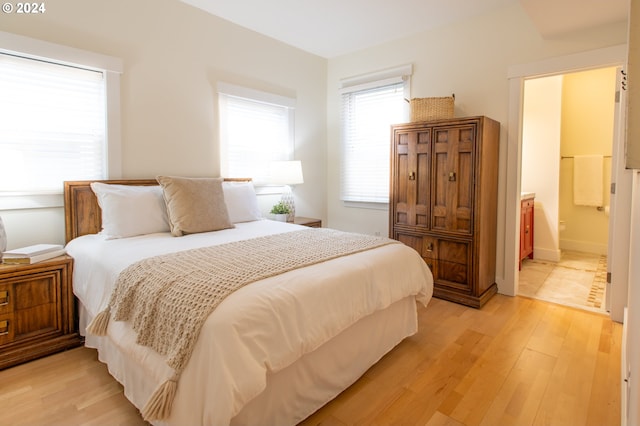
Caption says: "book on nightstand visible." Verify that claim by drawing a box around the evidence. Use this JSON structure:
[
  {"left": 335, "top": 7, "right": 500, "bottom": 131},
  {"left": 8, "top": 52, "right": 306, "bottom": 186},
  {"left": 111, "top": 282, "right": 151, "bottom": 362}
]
[{"left": 2, "top": 243, "right": 66, "bottom": 264}]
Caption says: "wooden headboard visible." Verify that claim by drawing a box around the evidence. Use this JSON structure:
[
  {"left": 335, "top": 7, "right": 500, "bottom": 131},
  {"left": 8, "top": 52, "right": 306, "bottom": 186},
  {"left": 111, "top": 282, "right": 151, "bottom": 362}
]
[{"left": 63, "top": 178, "right": 251, "bottom": 243}]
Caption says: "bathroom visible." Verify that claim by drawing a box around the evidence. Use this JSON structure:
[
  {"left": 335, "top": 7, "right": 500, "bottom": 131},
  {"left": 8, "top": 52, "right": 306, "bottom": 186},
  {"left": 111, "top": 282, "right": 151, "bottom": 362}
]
[{"left": 518, "top": 66, "right": 616, "bottom": 312}]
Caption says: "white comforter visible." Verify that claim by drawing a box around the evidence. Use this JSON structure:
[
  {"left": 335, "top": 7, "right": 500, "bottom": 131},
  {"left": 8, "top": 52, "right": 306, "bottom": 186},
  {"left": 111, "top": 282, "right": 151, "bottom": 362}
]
[{"left": 66, "top": 220, "right": 433, "bottom": 425}]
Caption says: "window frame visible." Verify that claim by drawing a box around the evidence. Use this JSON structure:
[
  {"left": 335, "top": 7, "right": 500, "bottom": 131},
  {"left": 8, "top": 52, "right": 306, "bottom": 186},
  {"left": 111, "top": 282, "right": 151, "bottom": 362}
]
[
  {"left": 339, "top": 64, "right": 412, "bottom": 208},
  {"left": 0, "top": 31, "right": 122, "bottom": 210}
]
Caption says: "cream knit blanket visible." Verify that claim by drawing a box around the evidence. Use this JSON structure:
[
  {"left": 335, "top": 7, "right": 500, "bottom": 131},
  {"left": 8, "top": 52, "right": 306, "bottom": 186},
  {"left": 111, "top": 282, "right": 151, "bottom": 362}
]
[{"left": 86, "top": 228, "right": 398, "bottom": 421}]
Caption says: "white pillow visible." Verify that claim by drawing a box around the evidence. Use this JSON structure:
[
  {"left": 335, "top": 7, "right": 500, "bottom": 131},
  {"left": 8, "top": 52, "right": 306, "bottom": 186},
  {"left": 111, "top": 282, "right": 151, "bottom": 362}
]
[
  {"left": 90, "top": 182, "right": 170, "bottom": 239},
  {"left": 222, "top": 181, "right": 262, "bottom": 223}
]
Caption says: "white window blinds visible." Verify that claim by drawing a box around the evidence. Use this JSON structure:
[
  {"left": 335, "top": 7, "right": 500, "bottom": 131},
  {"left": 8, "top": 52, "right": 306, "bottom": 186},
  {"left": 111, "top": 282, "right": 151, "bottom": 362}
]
[
  {"left": 340, "top": 78, "right": 408, "bottom": 204},
  {"left": 0, "top": 53, "right": 106, "bottom": 193},
  {"left": 218, "top": 84, "right": 295, "bottom": 185}
]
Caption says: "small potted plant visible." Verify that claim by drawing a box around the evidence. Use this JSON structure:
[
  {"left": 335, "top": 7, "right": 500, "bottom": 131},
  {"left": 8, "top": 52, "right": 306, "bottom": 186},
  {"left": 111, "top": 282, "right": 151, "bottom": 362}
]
[{"left": 270, "top": 202, "right": 291, "bottom": 222}]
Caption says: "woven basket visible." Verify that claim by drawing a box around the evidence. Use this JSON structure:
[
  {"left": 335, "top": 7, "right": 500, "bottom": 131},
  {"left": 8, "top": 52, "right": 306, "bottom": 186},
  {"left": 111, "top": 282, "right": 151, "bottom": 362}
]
[{"left": 410, "top": 95, "right": 455, "bottom": 122}]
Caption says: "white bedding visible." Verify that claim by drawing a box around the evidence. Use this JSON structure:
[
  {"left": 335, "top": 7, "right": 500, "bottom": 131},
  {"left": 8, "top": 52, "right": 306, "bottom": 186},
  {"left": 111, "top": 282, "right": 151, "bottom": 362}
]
[{"left": 66, "top": 219, "right": 433, "bottom": 425}]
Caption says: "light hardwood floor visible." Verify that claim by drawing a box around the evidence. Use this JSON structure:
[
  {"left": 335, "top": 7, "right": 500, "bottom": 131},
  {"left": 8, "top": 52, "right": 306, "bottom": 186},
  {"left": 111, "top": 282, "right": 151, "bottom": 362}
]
[{"left": 0, "top": 295, "right": 621, "bottom": 426}]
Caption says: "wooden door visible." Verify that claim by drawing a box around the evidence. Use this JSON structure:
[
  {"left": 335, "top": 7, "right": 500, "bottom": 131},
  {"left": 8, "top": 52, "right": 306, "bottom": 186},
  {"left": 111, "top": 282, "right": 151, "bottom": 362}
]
[
  {"left": 391, "top": 127, "right": 430, "bottom": 228},
  {"left": 431, "top": 123, "right": 475, "bottom": 235}
]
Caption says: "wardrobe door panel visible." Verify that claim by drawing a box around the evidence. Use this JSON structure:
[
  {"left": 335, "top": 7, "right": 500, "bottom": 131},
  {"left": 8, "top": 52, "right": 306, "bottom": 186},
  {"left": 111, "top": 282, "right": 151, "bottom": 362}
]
[
  {"left": 394, "top": 132, "right": 410, "bottom": 226},
  {"left": 391, "top": 128, "right": 430, "bottom": 228},
  {"left": 415, "top": 130, "right": 430, "bottom": 227},
  {"left": 431, "top": 124, "right": 475, "bottom": 235}
]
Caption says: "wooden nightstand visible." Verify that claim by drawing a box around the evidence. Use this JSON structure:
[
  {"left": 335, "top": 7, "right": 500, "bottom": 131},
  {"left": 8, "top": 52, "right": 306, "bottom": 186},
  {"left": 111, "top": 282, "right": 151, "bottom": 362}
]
[
  {"left": 0, "top": 255, "right": 82, "bottom": 369},
  {"left": 293, "top": 217, "right": 322, "bottom": 228}
]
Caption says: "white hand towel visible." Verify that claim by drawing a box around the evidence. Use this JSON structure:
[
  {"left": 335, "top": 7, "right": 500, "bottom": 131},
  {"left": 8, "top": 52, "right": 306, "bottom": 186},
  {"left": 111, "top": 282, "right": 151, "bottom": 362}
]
[{"left": 573, "top": 155, "right": 603, "bottom": 206}]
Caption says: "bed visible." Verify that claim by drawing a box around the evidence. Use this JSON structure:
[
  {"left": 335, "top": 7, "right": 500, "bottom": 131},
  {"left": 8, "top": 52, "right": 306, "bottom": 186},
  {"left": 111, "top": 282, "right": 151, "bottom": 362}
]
[{"left": 63, "top": 177, "right": 433, "bottom": 425}]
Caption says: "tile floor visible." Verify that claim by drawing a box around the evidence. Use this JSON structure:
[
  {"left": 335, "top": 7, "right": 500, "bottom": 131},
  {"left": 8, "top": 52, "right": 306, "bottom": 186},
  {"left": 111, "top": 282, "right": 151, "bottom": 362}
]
[{"left": 518, "top": 250, "right": 607, "bottom": 313}]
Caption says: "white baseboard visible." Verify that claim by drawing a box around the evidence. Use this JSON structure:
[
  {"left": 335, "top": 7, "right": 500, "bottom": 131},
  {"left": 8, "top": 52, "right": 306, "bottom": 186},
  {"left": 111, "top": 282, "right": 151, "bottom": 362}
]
[
  {"left": 560, "top": 239, "right": 608, "bottom": 255},
  {"left": 531, "top": 247, "right": 561, "bottom": 262}
]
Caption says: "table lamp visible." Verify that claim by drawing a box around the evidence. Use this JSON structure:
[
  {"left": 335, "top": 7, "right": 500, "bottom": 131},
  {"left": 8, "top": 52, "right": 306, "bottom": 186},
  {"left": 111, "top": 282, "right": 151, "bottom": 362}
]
[{"left": 269, "top": 160, "right": 304, "bottom": 221}]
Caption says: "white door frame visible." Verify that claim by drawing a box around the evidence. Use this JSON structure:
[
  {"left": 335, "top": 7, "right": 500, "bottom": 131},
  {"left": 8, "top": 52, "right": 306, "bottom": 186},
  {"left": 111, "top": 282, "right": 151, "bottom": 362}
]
[{"left": 503, "top": 44, "right": 629, "bottom": 321}]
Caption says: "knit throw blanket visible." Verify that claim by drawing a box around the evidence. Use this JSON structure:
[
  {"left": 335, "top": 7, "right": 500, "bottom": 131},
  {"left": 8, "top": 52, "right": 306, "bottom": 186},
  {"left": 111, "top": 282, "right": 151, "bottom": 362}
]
[{"left": 86, "top": 228, "right": 398, "bottom": 421}]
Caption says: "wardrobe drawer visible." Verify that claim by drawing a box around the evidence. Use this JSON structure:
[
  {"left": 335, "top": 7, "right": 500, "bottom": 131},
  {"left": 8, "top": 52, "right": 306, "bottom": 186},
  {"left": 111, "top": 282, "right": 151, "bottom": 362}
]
[{"left": 437, "top": 239, "right": 469, "bottom": 265}]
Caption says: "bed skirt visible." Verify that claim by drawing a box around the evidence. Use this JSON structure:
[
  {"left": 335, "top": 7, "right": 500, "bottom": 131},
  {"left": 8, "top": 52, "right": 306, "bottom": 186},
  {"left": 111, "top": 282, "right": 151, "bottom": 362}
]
[{"left": 80, "top": 297, "right": 419, "bottom": 425}]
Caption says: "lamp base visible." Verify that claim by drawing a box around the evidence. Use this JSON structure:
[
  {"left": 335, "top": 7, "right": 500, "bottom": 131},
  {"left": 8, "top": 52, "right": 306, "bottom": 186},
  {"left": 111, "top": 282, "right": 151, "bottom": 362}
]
[{"left": 280, "top": 186, "right": 295, "bottom": 222}]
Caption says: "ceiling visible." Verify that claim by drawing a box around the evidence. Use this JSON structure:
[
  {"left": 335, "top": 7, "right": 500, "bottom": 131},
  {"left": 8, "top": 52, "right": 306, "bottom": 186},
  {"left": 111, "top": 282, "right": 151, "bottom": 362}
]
[{"left": 180, "top": 0, "right": 629, "bottom": 58}]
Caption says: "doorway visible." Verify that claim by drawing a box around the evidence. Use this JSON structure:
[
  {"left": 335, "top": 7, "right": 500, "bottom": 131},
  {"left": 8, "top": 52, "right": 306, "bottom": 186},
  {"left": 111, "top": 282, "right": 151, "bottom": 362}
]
[
  {"left": 503, "top": 44, "right": 630, "bottom": 322},
  {"left": 517, "top": 67, "right": 616, "bottom": 313}
]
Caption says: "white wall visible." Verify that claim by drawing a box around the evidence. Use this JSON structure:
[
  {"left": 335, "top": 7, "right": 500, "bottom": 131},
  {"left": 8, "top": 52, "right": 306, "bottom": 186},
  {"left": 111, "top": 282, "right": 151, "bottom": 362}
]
[
  {"left": 522, "top": 75, "right": 563, "bottom": 262},
  {"left": 0, "top": 0, "right": 327, "bottom": 248},
  {"left": 627, "top": 172, "right": 640, "bottom": 426},
  {"left": 326, "top": 3, "right": 627, "bottom": 294}
]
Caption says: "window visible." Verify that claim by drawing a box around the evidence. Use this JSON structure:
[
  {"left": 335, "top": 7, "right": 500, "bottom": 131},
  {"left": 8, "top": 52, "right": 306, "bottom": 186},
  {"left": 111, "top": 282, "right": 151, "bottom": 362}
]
[
  {"left": 0, "top": 54, "right": 105, "bottom": 192},
  {"left": 218, "top": 83, "right": 295, "bottom": 185},
  {"left": 340, "top": 65, "right": 412, "bottom": 205},
  {"left": 0, "top": 31, "right": 122, "bottom": 209}
]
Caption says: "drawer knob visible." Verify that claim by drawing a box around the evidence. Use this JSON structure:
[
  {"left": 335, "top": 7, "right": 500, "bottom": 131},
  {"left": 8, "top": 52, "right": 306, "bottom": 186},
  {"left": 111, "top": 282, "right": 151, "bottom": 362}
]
[
  {"left": 0, "top": 319, "right": 8, "bottom": 336},
  {"left": 0, "top": 290, "right": 8, "bottom": 306},
  {"left": 426, "top": 243, "right": 434, "bottom": 252},
  {"left": 408, "top": 171, "right": 416, "bottom": 180}
]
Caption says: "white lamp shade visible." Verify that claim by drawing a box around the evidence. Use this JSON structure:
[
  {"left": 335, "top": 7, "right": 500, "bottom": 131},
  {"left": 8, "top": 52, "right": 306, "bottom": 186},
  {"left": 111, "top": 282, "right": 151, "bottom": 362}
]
[{"left": 269, "top": 160, "right": 304, "bottom": 185}]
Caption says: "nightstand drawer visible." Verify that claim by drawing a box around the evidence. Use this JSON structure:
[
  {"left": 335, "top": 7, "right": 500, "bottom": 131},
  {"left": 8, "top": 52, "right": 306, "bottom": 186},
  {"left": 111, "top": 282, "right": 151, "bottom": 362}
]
[
  {"left": 1, "top": 272, "right": 59, "bottom": 343},
  {"left": 14, "top": 301, "right": 58, "bottom": 341},
  {"left": 0, "top": 286, "right": 11, "bottom": 315},
  {"left": 0, "top": 315, "right": 14, "bottom": 346},
  {"left": 14, "top": 275, "right": 55, "bottom": 310}
]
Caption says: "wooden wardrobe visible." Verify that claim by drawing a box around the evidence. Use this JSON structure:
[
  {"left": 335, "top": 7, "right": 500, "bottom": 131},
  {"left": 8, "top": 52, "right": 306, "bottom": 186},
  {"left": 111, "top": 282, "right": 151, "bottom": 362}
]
[{"left": 389, "top": 116, "right": 500, "bottom": 308}]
